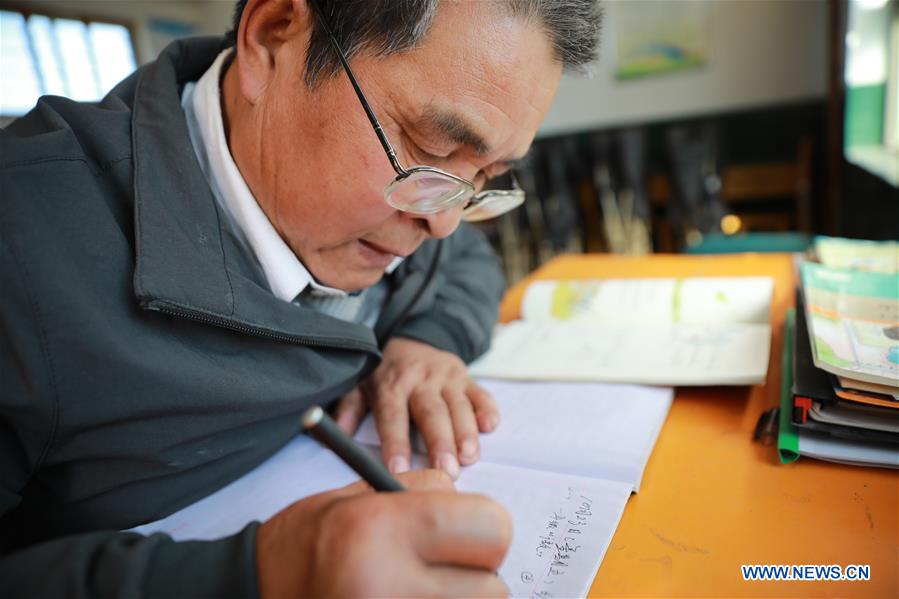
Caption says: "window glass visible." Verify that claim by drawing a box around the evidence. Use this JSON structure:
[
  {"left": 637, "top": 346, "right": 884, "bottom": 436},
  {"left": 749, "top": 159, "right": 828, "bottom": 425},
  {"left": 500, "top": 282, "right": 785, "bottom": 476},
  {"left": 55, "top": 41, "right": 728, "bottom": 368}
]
[
  {"left": 0, "top": 11, "right": 42, "bottom": 116},
  {"left": 887, "top": 15, "right": 898, "bottom": 149},
  {"left": 89, "top": 22, "right": 137, "bottom": 94},
  {"left": 55, "top": 18, "right": 100, "bottom": 101},
  {"left": 844, "top": 0, "right": 898, "bottom": 185},
  {"left": 27, "top": 15, "right": 67, "bottom": 97}
]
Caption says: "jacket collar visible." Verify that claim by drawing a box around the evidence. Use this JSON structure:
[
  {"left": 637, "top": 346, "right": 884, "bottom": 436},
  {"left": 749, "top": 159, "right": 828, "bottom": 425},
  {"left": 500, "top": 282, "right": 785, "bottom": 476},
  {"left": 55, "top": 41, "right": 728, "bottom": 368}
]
[{"left": 130, "top": 37, "right": 380, "bottom": 352}]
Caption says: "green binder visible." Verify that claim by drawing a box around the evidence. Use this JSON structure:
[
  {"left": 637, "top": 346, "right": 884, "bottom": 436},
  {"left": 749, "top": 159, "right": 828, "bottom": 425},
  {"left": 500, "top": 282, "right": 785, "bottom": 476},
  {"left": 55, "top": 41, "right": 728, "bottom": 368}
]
[{"left": 778, "top": 308, "right": 801, "bottom": 463}]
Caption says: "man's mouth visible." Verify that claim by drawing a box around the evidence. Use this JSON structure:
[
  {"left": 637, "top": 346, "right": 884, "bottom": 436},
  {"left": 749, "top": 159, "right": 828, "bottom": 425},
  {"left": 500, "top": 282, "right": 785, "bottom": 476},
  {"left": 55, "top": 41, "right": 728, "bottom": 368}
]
[{"left": 359, "top": 239, "right": 411, "bottom": 258}]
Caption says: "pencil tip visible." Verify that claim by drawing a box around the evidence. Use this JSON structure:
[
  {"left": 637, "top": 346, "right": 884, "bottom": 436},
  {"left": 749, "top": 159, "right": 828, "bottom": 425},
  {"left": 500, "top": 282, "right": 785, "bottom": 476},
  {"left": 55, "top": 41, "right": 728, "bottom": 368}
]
[{"left": 301, "top": 405, "right": 324, "bottom": 429}]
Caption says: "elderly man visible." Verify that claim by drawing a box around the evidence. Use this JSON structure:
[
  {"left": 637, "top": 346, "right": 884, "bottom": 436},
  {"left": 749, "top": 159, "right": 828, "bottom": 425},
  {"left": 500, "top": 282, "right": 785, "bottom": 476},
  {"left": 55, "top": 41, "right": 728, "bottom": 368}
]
[{"left": 0, "top": 0, "right": 600, "bottom": 596}]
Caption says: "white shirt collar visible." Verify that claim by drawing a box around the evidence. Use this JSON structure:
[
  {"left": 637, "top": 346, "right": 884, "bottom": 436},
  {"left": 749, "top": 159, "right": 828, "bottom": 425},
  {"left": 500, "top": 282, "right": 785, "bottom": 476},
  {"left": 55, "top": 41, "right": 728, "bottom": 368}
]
[{"left": 181, "top": 49, "right": 401, "bottom": 301}]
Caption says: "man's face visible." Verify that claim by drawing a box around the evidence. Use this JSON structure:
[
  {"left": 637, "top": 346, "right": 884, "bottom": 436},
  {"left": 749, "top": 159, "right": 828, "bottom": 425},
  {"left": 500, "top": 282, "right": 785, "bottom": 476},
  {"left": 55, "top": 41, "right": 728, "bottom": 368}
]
[{"left": 232, "top": 1, "right": 562, "bottom": 291}]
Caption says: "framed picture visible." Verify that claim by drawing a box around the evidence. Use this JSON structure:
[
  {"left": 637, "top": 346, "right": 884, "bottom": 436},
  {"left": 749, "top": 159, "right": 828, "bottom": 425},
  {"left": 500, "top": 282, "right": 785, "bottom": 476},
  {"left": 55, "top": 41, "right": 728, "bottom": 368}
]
[{"left": 615, "top": 1, "right": 709, "bottom": 80}]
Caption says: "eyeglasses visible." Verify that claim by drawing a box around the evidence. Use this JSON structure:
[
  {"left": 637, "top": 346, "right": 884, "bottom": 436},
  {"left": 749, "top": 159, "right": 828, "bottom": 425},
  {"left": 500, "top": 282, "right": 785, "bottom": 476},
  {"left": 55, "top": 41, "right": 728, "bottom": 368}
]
[{"left": 311, "top": 1, "right": 525, "bottom": 222}]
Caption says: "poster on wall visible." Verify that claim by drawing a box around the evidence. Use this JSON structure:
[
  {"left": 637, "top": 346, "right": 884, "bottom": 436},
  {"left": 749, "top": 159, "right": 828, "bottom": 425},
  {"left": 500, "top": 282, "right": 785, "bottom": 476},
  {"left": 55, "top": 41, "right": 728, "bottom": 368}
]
[{"left": 615, "top": 0, "right": 710, "bottom": 80}]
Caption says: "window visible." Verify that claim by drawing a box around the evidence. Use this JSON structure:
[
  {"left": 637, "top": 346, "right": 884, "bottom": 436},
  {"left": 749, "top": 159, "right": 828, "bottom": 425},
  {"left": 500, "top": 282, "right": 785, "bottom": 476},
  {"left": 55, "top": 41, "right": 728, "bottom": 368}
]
[
  {"left": 0, "top": 9, "right": 137, "bottom": 117},
  {"left": 886, "top": 12, "right": 898, "bottom": 150},
  {"left": 844, "top": 0, "right": 899, "bottom": 186}
]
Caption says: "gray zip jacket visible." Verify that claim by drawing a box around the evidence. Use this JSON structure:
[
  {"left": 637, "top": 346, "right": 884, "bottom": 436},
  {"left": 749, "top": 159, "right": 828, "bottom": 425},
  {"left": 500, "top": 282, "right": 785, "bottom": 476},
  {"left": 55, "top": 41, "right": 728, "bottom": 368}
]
[{"left": 0, "top": 36, "right": 504, "bottom": 597}]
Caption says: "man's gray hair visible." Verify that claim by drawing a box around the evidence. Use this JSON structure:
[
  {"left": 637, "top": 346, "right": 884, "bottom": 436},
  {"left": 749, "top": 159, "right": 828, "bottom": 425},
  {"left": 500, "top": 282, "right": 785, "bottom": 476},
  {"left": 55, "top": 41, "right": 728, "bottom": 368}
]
[{"left": 224, "top": 0, "right": 602, "bottom": 87}]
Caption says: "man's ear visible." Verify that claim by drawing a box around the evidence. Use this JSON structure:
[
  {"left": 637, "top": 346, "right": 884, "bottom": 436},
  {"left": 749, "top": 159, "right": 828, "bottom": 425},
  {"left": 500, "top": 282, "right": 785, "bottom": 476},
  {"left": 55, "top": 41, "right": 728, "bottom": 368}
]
[{"left": 234, "top": 0, "right": 312, "bottom": 103}]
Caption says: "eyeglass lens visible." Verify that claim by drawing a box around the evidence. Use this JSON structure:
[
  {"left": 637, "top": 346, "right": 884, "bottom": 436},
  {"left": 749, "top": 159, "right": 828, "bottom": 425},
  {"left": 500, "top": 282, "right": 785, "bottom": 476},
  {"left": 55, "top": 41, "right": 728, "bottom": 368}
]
[
  {"left": 385, "top": 170, "right": 474, "bottom": 214},
  {"left": 462, "top": 190, "right": 526, "bottom": 222}
]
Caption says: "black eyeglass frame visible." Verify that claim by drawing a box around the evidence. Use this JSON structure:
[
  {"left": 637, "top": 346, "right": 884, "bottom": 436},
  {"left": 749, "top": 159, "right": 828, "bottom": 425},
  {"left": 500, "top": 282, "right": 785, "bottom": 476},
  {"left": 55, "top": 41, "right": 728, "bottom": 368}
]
[{"left": 309, "top": 0, "right": 525, "bottom": 220}]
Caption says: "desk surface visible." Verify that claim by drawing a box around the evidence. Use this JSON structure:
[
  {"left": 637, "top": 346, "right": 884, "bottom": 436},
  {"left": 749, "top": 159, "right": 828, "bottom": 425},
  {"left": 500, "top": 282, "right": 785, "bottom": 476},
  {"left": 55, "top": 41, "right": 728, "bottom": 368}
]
[{"left": 499, "top": 254, "right": 897, "bottom": 598}]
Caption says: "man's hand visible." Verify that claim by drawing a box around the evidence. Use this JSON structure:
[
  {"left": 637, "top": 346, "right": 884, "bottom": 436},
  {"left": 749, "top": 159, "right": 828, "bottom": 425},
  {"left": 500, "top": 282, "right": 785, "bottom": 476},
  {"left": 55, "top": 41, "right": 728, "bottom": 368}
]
[
  {"left": 334, "top": 337, "right": 500, "bottom": 479},
  {"left": 256, "top": 469, "right": 512, "bottom": 598}
]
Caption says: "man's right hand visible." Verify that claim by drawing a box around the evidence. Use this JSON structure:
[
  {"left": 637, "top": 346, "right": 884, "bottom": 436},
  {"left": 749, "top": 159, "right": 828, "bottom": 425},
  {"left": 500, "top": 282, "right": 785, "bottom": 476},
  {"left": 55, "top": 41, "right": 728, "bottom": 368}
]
[{"left": 256, "top": 469, "right": 512, "bottom": 597}]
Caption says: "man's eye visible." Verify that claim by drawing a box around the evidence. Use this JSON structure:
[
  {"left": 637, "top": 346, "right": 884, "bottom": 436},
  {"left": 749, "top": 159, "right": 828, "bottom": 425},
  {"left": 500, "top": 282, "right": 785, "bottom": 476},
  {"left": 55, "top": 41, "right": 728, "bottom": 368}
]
[
  {"left": 404, "top": 133, "right": 452, "bottom": 164},
  {"left": 416, "top": 146, "right": 446, "bottom": 162},
  {"left": 402, "top": 143, "right": 437, "bottom": 166}
]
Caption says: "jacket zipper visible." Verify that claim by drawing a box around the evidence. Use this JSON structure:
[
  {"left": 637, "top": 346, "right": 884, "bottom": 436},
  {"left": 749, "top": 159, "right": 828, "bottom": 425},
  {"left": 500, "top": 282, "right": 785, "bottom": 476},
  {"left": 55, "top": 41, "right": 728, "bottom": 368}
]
[
  {"left": 147, "top": 239, "right": 444, "bottom": 354},
  {"left": 148, "top": 302, "right": 381, "bottom": 354}
]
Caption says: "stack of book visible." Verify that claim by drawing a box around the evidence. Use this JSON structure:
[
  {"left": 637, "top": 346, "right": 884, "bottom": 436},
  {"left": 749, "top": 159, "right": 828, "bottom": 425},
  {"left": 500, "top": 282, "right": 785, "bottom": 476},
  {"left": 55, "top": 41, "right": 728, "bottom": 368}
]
[{"left": 778, "top": 237, "right": 899, "bottom": 468}]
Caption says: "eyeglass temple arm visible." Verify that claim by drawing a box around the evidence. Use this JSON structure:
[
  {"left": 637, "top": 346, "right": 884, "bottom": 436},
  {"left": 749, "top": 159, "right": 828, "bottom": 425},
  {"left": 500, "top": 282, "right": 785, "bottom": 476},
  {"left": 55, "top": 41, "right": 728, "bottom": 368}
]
[
  {"left": 510, "top": 169, "right": 522, "bottom": 189},
  {"left": 310, "top": 1, "right": 407, "bottom": 176}
]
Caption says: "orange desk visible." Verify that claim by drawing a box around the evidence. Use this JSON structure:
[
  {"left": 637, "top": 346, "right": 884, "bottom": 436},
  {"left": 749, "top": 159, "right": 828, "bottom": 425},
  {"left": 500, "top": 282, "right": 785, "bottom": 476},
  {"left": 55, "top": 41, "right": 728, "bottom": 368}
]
[{"left": 499, "top": 254, "right": 897, "bottom": 598}]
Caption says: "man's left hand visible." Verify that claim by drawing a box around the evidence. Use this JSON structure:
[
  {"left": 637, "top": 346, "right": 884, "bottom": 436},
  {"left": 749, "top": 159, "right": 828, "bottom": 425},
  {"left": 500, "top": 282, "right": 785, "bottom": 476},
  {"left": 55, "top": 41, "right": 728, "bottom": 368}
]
[{"left": 333, "top": 337, "right": 499, "bottom": 479}]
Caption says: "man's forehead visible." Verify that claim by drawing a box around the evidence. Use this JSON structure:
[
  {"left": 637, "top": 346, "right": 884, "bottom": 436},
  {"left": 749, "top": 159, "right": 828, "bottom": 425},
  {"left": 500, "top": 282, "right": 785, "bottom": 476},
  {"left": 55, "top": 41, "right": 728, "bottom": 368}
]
[{"left": 394, "top": 2, "right": 560, "bottom": 165}]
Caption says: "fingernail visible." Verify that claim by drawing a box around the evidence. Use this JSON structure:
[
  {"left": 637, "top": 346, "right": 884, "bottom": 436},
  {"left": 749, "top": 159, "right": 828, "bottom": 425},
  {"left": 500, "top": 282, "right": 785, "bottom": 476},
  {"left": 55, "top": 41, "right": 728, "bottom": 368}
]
[
  {"left": 437, "top": 452, "right": 460, "bottom": 480},
  {"left": 479, "top": 412, "right": 498, "bottom": 432},
  {"left": 460, "top": 439, "right": 478, "bottom": 463},
  {"left": 388, "top": 456, "right": 409, "bottom": 474}
]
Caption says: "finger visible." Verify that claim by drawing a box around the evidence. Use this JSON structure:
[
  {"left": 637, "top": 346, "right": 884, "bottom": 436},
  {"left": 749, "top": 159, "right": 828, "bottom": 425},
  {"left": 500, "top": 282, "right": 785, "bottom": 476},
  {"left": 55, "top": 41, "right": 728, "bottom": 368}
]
[
  {"left": 373, "top": 388, "right": 413, "bottom": 475},
  {"left": 295, "top": 476, "right": 373, "bottom": 512},
  {"left": 466, "top": 380, "right": 500, "bottom": 433},
  {"left": 395, "top": 468, "right": 456, "bottom": 492},
  {"left": 443, "top": 387, "right": 481, "bottom": 466},
  {"left": 409, "top": 387, "right": 460, "bottom": 479},
  {"left": 423, "top": 565, "right": 509, "bottom": 598},
  {"left": 334, "top": 386, "right": 368, "bottom": 434},
  {"left": 297, "top": 467, "right": 453, "bottom": 512},
  {"left": 409, "top": 493, "right": 513, "bottom": 570}
]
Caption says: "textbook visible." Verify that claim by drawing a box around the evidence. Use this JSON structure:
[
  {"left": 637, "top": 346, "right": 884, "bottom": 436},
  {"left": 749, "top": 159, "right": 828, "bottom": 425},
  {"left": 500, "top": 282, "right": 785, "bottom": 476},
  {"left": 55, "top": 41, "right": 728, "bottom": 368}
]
[
  {"left": 470, "top": 277, "right": 774, "bottom": 385},
  {"left": 132, "top": 380, "right": 673, "bottom": 598},
  {"left": 800, "top": 263, "right": 899, "bottom": 388},
  {"left": 791, "top": 295, "right": 899, "bottom": 446}
]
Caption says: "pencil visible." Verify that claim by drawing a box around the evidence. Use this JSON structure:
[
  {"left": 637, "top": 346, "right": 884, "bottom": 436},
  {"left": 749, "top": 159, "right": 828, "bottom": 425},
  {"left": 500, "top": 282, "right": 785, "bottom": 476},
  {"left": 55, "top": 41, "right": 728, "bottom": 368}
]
[
  {"left": 303, "top": 405, "right": 508, "bottom": 587},
  {"left": 301, "top": 405, "right": 405, "bottom": 492}
]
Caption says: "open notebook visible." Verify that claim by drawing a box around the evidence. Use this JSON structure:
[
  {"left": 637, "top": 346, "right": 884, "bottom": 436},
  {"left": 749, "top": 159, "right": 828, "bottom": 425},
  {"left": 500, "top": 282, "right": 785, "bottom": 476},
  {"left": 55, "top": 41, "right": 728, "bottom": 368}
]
[
  {"left": 132, "top": 380, "right": 673, "bottom": 598},
  {"left": 470, "top": 277, "right": 774, "bottom": 385}
]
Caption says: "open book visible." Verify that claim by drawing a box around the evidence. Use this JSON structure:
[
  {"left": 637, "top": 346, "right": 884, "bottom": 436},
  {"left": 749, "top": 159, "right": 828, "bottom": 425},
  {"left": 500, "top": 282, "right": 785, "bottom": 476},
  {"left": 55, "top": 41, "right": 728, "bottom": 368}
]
[
  {"left": 131, "top": 380, "right": 673, "bottom": 598},
  {"left": 470, "top": 277, "right": 774, "bottom": 385}
]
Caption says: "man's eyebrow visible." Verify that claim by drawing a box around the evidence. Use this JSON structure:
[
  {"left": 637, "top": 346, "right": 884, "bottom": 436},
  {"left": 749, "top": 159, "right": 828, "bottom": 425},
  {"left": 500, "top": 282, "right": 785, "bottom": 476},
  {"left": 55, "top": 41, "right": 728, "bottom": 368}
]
[{"left": 419, "top": 107, "right": 491, "bottom": 156}]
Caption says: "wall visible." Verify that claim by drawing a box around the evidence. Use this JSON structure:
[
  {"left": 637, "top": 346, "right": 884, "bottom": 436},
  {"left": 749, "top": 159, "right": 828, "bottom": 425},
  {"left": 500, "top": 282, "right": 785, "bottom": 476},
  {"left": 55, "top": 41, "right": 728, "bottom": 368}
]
[
  {"left": 16, "top": 0, "right": 830, "bottom": 136},
  {"left": 539, "top": 0, "right": 829, "bottom": 136},
  {"left": 204, "top": 0, "right": 235, "bottom": 40},
  {"left": 204, "top": 0, "right": 830, "bottom": 136}
]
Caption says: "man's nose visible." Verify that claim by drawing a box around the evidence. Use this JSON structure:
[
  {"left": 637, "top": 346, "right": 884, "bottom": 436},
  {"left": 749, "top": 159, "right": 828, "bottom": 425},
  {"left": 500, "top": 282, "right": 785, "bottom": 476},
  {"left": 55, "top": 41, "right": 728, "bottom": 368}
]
[{"left": 417, "top": 204, "right": 465, "bottom": 239}]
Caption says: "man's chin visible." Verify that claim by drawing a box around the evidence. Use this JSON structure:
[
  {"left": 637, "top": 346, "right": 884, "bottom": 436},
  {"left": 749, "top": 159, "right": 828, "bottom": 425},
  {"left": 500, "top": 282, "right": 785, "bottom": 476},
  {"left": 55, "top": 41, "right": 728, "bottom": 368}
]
[{"left": 312, "top": 267, "right": 385, "bottom": 293}]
